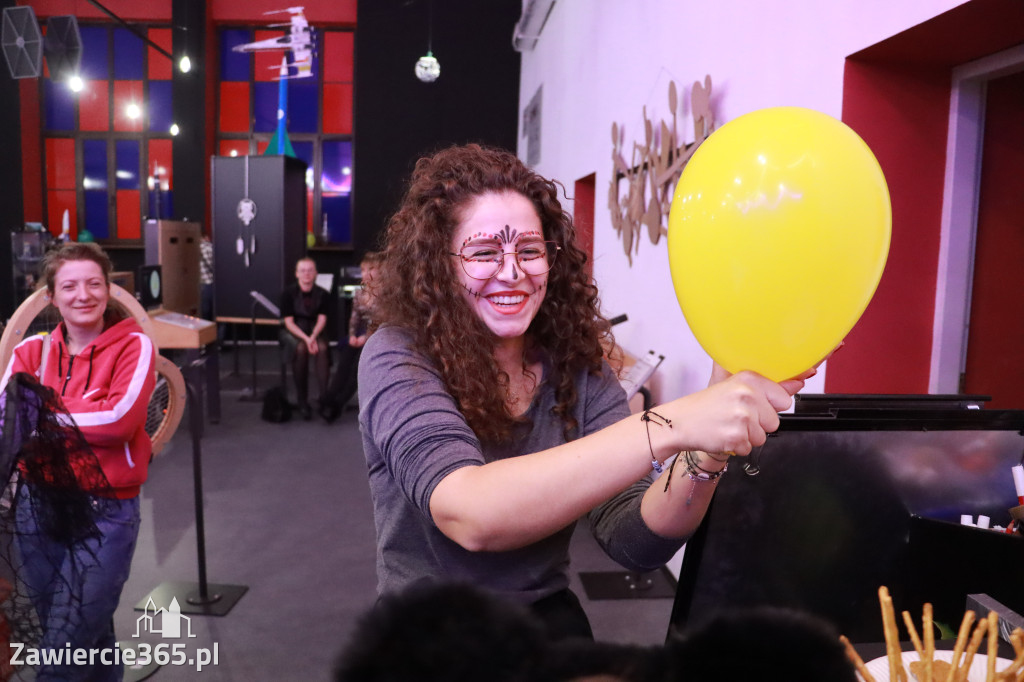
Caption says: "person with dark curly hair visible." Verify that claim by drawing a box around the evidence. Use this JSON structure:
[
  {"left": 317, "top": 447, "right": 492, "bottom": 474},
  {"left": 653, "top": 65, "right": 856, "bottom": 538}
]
[{"left": 358, "top": 144, "right": 814, "bottom": 640}]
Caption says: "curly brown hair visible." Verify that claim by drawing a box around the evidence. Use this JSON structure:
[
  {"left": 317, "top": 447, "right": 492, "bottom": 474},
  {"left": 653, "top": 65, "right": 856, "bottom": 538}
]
[{"left": 373, "top": 144, "right": 613, "bottom": 443}]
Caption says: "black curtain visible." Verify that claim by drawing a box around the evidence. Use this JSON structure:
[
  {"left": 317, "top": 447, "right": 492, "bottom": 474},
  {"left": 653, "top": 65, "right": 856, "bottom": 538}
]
[
  {"left": 171, "top": 0, "right": 206, "bottom": 225},
  {"left": 352, "top": 0, "right": 522, "bottom": 255},
  {"left": 0, "top": 0, "right": 25, "bottom": 319}
]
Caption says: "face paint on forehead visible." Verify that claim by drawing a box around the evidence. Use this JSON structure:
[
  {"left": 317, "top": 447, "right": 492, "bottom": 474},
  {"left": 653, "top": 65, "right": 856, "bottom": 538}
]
[
  {"left": 498, "top": 225, "right": 517, "bottom": 245},
  {"left": 459, "top": 226, "right": 544, "bottom": 250}
]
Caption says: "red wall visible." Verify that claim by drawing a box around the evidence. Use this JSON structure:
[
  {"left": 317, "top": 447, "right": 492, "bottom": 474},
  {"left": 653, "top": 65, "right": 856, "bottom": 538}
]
[
  {"left": 573, "top": 173, "right": 595, "bottom": 279},
  {"left": 19, "top": 80, "right": 42, "bottom": 223},
  {"left": 962, "top": 71, "right": 1024, "bottom": 407},
  {"left": 827, "top": 0, "right": 1024, "bottom": 394},
  {"left": 831, "top": 61, "right": 949, "bottom": 393},
  {"left": 211, "top": 0, "right": 355, "bottom": 26},
  {"left": 22, "top": 0, "right": 171, "bottom": 21}
]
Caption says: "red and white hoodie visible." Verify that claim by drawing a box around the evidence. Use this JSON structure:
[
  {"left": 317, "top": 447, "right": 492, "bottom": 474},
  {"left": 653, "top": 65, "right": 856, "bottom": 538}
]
[{"left": 1, "top": 317, "right": 156, "bottom": 498}]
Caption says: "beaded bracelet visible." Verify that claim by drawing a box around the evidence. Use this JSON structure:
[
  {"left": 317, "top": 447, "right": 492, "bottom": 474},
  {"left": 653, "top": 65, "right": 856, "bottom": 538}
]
[{"left": 640, "top": 409, "right": 672, "bottom": 473}]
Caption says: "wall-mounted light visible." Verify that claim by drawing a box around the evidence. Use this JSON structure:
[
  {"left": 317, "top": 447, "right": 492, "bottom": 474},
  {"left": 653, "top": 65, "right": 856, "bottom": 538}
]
[
  {"left": 68, "top": 74, "right": 84, "bottom": 92},
  {"left": 169, "top": 123, "right": 180, "bottom": 136},
  {"left": 126, "top": 102, "right": 141, "bottom": 119},
  {"left": 179, "top": 54, "right": 191, "bottom": 73}
]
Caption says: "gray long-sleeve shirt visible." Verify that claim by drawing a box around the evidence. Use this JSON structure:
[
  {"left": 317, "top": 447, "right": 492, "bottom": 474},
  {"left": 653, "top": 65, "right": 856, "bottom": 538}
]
[{"left": 358, "top": 326, "right": 683, "bottom": 605}]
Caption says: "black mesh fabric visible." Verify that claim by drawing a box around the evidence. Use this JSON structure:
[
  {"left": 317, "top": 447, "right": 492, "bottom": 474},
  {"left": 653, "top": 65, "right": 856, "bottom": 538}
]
[{"left": 0, "top": 372, "right": 113, "bottom": 679}]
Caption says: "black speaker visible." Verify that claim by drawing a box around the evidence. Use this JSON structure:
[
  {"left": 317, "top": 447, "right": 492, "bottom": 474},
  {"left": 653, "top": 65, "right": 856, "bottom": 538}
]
[
  {"left": 137, "top": 264, "right": 164, "bottom": 311},
  {"left": 44, "top": 15, "right": 81, "bottom": 80},
  {"left": 1, "top": 6, "right": 42, "bottom": 79},
  {"left": 211, "top": 155, "right": 308, "bottom": 319}
]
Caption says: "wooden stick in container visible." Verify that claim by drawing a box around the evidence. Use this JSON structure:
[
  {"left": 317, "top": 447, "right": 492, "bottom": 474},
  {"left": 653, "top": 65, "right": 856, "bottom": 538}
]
[
  {"left": 923, "top": 603, "right": 935, "bottom": 682},
  {"left": 993, "top": 629, "right": 1024, "bottom": 681},
  {"left": 957, "top": 619, "right": 989, "bottom": 682},
  {"left": 880, "top": 587, "right": 906, "bottom": 682},
  {"left": 840, "top": 634, "right": 878, "bottom": 682},
  {"left": 903, "top": 610, "right": 925, "bottom": 659},
  {"left": 987, "top": 611, "right": 999, "bottom": 682},
  {"left": 946, "top": 611, "right": 977, "bottom": 682}
]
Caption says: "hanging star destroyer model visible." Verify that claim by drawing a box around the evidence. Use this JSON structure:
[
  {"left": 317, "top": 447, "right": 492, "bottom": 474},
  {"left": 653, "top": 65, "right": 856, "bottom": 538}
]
[{"left": 231, "top": 7, "right": 314, "bottom": 79}]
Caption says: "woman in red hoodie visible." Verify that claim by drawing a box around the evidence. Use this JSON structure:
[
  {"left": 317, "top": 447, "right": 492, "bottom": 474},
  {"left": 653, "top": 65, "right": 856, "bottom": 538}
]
[{"left": 1, "top": 242, "right": 155, "bottom": 681}]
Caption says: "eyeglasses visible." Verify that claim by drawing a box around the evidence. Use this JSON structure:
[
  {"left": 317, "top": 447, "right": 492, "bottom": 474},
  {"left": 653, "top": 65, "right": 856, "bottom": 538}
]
[{"left": 450, "top": 241, "right": 560, "bottom": 280}]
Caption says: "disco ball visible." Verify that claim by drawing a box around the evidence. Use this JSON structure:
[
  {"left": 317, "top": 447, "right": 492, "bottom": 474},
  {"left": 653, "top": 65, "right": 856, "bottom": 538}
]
[{"left": 415, "top": 53, "right": 440, "bottom": 83}]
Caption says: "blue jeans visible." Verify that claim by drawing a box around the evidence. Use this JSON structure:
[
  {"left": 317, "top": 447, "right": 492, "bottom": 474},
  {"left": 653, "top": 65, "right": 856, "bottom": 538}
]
[{"left": 15, "top": 483, "right": 141, "bottom": 681}]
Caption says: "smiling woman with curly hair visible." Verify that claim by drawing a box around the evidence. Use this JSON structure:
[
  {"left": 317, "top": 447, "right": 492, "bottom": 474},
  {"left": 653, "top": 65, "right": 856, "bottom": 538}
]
[
  {"left": 358, "top": 143, "right": 813, "bottom": 640},
  {"left": 370, "top": 144, "right": 606, "bottom": 443}
]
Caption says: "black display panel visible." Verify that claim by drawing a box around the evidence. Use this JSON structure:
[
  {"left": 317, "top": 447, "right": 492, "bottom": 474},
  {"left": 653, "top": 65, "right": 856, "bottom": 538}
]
[
  {"left": 210, "top": 155, "right": 308, "bottom": 319},
  {"left": 136, "top": 264, "right": 163, "bottom": 310},
  {"left": 669, "top": 395, "right": 1024, "bottom": 644}
]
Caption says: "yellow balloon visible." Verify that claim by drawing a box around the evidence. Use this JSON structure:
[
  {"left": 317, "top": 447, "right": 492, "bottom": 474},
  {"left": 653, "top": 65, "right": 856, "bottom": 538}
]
[{"left": 668, "top": 107, "right": 891, "bottom": 381}]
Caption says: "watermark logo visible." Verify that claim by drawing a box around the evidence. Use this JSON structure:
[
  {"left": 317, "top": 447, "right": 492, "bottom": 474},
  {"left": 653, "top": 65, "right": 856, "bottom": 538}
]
[
  {"left": 125, "top": 596, "right": 218, "bottom": 671},
  {"left": 9, "top": 597, "right": 219, "bottom": 672},
  {"left": 134, "top": 597, "right": 197, "bottom": 639}
]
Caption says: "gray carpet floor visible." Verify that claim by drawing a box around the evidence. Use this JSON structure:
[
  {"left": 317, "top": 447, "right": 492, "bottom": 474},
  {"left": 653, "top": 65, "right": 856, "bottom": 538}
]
[{"left": 110, "top": 346, "right": 676, "bottom": 681}]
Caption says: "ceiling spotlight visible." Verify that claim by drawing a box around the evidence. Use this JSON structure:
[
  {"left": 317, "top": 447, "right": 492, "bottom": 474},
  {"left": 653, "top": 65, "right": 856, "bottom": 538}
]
[
  {"left": 126, "top": 102, "right": 141, "bottom": 119},
  {"left": 68, "top": 74, "right": 84, "bottom": 92},
  {"left": 179, "top": 55, "right": 191, "bottom": 73},
  {"left": 169, "top": 123, "right": 180, "bottom": 136},
  {"left": 415, "top": 52, "right": 440, "bottom": 83}
]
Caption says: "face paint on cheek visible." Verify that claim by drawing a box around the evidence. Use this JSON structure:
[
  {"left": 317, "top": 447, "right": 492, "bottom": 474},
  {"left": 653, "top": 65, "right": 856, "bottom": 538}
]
[{"left": 459, "top": 281, "right": 483, "bottom": 298}]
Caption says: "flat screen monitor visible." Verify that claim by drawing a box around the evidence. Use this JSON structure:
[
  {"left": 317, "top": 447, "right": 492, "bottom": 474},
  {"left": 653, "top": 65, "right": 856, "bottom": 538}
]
[
  {"left": 136, "top": 264, "right": 163, "bottom": 310},
  {"left": 669, "top": 395, "right": 1024, "bottom": 644}
]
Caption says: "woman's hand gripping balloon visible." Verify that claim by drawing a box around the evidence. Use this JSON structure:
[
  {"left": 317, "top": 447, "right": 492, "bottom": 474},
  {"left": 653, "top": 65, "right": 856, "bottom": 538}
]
[
  {"left": 701, "top": 345, "right": 838, "bottom": 455},
  {"left": 673, "top": 370, "right": 799, "bottom": 457}
]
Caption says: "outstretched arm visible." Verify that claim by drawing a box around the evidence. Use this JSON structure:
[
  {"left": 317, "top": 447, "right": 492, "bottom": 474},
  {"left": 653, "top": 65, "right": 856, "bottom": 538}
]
[
  {"left": 429, "top": 369, "right": 802, "bottom": 552},
  {"left": 364, "top": 329, "right": 811, "bottom": 554}
]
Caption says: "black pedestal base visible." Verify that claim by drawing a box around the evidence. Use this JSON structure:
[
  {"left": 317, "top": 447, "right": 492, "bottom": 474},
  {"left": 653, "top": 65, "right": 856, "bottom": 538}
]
[
  {"left": 135, "top": 580, "right": 248, "bottom": 617},
  {"left": 578, "top": 568, "right": 677, "bottom": 600}
]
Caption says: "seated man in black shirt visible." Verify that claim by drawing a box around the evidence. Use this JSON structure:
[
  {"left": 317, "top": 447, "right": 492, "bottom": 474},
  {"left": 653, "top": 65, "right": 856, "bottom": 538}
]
[{"left": 279, "top": 257, "right": 330, "bottom": 420}]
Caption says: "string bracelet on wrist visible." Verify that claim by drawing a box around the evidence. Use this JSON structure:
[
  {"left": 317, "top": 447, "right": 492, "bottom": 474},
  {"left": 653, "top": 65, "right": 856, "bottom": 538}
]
[
  {"left": 641, "top": 408, "right": 672, "bottom": 473},
  {"left": 682, "top": 450, "right": 728, "bottom": 505},
  {"left": 663, "top": 451, "right": 682, "bottom": 492},
  {"left": 686, "top": 450, "right": 729, "bottom": 476}
]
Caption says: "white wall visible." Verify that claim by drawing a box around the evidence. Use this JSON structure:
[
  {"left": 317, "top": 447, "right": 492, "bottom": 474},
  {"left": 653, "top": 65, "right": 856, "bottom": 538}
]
[{"left": 519, "top": 0, "right": 966, "bottom": 403}]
